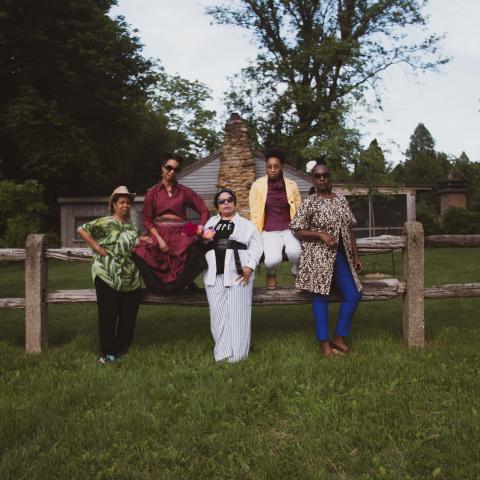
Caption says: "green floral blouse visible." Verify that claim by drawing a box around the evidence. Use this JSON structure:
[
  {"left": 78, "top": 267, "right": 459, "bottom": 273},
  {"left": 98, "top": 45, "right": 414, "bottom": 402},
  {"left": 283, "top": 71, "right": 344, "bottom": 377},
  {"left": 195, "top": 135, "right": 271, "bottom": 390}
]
[{"left": 80, "top": 217, "right": 141, "bottom": 291}]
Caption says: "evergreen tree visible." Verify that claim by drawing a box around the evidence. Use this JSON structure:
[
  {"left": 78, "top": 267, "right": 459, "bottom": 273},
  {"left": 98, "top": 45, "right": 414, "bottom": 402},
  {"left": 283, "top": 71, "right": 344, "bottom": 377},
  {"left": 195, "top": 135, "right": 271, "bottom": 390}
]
[
  {"left": 355, "top": 139, "right": 390, "bottom": 185},
  {"left": 402, "top": 123, "right": 449, "bottom": 186}
]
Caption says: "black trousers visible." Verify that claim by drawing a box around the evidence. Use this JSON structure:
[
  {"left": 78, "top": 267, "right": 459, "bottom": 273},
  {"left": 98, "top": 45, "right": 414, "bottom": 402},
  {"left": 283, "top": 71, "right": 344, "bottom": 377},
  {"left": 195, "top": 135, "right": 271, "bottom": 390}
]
[
  {"left": 94, "top": 277, "right": 141, "bottom": 357},
  {"left": 133, "top": 242, "right": 207, "bottom": 294}
]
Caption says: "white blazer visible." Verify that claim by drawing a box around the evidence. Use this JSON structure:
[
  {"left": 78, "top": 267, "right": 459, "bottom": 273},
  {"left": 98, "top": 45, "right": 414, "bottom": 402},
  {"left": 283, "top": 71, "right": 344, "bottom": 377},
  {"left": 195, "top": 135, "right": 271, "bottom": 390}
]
[{"left": 203, "top": 213, "right": 263, "bottom": 286}]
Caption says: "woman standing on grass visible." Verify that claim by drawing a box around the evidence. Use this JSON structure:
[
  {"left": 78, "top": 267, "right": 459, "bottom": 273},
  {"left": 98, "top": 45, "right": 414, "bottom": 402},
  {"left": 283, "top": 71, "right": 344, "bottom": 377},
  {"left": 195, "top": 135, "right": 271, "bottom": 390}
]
[
  {"left": 77, "top": 186, "right": 151, "bottom": 364},
  {"left": 202, "top": 188, "right": 263, "bottom": 363},
  {"left": 290, "top": 159, "right": 363, "bottom": 357},
  {"left": 133, "top": 153, "right": 209, "bottom": 293}
]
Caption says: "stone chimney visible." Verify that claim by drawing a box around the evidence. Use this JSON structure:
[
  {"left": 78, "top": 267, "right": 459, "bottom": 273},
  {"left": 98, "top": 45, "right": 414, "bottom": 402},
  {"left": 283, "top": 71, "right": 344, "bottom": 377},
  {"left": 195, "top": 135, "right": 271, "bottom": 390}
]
[
  {"left": 218, "top": 113, "right": 256, "bottom": 218},
  {"left": 438, "top": 171, "right": 469, "bottom": 223}
]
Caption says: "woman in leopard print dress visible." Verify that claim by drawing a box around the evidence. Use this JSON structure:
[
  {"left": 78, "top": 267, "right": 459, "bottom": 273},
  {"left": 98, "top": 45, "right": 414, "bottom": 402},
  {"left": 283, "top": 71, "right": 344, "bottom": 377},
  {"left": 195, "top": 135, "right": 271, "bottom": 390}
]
[{"left": 290, "top": 159, "right": 363, "bottom": 357}]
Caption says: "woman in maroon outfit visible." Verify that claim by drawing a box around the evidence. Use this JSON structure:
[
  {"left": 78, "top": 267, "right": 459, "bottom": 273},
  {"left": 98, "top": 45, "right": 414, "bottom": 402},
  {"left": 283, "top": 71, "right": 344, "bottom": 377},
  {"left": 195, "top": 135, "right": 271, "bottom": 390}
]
[{"left": 134, "top": 154, "right": 210, "bottom": 293}]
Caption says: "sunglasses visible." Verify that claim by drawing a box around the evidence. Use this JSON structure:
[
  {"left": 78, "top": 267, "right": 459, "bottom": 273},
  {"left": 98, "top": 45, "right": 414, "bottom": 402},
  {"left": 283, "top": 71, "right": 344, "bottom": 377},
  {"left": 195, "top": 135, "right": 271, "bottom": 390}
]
[
  {"left": 217, "top": 197, "right": 234, "bottom": 205},
  {"left": 313, "top": 172, "right": 330, "bottom": 179},
  {"left": 164, "top": 165, "right": 181, "bottom": 173}
]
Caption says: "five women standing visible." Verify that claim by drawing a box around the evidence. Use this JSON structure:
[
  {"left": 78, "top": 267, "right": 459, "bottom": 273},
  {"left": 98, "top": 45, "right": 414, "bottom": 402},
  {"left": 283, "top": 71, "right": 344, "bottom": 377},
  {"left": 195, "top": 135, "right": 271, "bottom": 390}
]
[{"left": 79, "top": 152, "right": 364, "bottom": 363}]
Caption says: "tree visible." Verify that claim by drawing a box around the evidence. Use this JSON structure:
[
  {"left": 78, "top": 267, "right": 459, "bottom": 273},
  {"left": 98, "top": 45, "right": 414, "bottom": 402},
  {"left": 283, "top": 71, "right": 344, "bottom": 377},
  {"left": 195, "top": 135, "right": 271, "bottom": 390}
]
[
  {"left": 451, "top": 151, "right": 480, "bottom": 211},
  {"left": 0, "top": 0, "right": 160, "bottom": 203},
  {"left": 401, "top": 123, "right": 450, "bottom": 186},
  {"left": 0, "top": 180, "right": 47, "bottom": 247},
  {"left": 154, "top": 71, "right": 221, "bottom": 160},
  {"left": 355, "top": 139, "right": 390, "bottom": 185},
  {"left": 207, "top": 0, "right": 447, "bottom": 167},
  {"left": 0, "top": 0, "right": 223, "bottom": 232}
]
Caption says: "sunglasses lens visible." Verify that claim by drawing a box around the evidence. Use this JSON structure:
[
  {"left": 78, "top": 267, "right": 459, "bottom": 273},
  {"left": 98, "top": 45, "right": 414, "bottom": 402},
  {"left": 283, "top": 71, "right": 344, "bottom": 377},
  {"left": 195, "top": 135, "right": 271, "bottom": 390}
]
[
  {"left": 219, "top": 197, "right": 233, "bottom": 205},
  {"left": 164, "top": 165, "right": 180, "bottom": 172},
  {"left": 314, "top": 173, "right": 330, "bottom": 179}
]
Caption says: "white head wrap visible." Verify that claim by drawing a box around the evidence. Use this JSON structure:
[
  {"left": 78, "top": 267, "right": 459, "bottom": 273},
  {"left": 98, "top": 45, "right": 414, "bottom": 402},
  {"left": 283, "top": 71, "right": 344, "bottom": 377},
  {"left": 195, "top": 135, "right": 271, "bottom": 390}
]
[{"left": 305, "top": 160, "right": 317, "bottom": 174}]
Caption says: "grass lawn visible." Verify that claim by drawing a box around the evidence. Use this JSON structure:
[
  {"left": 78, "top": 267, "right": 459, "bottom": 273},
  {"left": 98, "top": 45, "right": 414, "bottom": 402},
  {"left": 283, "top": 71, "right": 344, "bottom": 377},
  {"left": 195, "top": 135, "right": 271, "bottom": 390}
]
[{"left": 1, "top": 248, "right": 479, "bottom": 479}]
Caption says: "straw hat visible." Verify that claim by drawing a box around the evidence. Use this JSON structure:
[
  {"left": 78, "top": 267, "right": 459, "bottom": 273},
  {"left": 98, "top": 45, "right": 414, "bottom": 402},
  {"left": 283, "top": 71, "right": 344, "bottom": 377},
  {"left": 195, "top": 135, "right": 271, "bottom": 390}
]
[{"left": 108, "top": 186, "right": 136, "bottom": 215}]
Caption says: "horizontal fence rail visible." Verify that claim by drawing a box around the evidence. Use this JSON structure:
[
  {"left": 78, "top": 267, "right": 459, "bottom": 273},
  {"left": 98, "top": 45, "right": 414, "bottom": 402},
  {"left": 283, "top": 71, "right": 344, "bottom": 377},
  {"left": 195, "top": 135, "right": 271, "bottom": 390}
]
[
  {"left": 1, "top": 228, "right": 479, "bottom": 352},
  {"left": 2, "top": 234, "right": 479, "bottom": 263}
]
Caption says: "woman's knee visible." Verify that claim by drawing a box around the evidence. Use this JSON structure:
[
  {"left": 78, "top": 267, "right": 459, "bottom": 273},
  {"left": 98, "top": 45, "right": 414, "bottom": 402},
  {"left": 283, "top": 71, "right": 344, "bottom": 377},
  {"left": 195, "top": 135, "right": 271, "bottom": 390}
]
[
  {"left": 345, "top": 288, "right": 362, "bottom": 305},
  {"left": 263, "top": 251, "right": 283, "bottom": 270}
]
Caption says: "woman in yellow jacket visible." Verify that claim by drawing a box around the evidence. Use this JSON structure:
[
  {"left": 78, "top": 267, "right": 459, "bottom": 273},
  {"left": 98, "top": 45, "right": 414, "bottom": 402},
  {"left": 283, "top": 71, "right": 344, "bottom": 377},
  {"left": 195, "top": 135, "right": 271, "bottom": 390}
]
[{"left": 249, "top": 148, "right": 302, "bottom": 289}]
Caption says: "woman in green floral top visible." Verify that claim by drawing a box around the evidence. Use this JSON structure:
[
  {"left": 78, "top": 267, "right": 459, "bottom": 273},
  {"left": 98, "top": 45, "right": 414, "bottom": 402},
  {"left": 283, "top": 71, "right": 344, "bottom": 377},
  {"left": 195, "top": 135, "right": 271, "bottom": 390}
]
[{"left": 77, "top": 186, "right": 152, "bottom": 364}]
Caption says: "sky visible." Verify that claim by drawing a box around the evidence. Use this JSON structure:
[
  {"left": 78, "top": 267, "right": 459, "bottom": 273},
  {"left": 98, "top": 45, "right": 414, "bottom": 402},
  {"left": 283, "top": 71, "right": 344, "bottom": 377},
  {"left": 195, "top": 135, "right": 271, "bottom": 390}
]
[{"left": 111, "top": 0, "right": 480, "bottom": 165}]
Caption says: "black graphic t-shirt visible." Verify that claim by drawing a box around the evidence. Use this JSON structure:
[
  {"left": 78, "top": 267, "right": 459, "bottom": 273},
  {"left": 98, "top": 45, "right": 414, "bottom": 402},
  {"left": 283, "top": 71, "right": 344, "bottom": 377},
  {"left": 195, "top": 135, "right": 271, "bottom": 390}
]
[{"left": 214, "top": 220, "right": 234, "bottom": 274}]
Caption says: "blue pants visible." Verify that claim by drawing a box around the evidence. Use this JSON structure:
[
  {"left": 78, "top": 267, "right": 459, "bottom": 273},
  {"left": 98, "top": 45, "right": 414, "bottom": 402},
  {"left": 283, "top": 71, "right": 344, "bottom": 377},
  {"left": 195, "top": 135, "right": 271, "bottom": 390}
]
[{"left": 312, "top": 251, "right": 362, "bottom": 341}]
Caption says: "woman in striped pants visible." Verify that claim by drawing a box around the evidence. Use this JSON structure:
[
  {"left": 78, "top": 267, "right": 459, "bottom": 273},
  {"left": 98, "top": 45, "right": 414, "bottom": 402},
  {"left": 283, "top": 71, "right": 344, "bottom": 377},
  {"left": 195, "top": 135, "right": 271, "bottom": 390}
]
[{"left": 203, "top": 188, "right": 263, "bottom": 363}]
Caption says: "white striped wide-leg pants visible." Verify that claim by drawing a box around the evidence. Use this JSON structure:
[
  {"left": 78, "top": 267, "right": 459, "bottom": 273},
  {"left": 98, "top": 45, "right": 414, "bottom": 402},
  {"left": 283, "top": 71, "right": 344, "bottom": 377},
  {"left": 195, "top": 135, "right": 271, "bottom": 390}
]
[{"left": 205, "top": 274, "right": 254, "bottom": 363}]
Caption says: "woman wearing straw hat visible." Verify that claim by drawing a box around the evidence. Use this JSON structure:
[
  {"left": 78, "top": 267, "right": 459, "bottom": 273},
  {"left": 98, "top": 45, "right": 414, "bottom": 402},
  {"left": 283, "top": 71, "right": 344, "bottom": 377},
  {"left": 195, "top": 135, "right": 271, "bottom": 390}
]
[{"left": 77, "top": 186, "right": 151, "bottom": 364}]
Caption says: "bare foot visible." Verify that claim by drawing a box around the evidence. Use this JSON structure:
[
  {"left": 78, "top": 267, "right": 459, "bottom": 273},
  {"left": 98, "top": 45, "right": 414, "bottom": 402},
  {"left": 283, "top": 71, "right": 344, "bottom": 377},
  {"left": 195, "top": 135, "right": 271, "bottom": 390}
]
[
  {"left": 320, "top": 341, "right": 334, "bottom": 358},
  {"left": 331, "top": 336, "right": 350, "bottom": 353}
]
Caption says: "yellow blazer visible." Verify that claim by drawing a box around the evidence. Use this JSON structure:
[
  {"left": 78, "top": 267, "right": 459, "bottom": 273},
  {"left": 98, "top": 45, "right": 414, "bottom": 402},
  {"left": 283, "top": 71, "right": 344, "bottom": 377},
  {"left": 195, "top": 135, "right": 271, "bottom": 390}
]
[{"left": 249, "top": 175, "right": 302, "bottom": 232}]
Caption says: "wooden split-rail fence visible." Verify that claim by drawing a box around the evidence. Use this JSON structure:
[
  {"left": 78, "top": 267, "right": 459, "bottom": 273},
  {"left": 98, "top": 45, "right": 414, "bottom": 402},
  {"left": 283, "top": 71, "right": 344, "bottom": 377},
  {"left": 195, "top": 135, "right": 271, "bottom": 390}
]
[{"left": 1, "top": 222, "right": 480, "bottom": 353}]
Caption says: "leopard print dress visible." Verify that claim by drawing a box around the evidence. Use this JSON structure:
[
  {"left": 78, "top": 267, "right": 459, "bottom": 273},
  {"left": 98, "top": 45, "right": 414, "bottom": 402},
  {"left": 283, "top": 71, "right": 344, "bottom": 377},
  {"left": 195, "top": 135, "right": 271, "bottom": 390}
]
[{"left": 289, "top": 193, "right": 362, "bottom": 295}]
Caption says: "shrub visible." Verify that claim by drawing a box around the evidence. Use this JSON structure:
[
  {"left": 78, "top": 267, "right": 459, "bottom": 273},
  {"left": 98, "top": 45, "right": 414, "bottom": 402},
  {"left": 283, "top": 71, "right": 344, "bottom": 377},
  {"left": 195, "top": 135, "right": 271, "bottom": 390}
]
[
  {"left": 416, "top": 200, "right": 441, "bottom": 235},
  {"left": 442, "top": 207, "right": 480, "bottom": 234},
  {"left": 0, "top": 180, "right": 47, "bottom": 247}
]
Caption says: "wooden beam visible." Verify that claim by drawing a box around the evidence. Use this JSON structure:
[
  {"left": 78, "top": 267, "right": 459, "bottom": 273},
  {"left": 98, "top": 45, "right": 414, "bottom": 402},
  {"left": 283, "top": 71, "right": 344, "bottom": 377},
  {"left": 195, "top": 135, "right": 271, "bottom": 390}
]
[
  {"left": 0, "top": 249, "right": 26, "bottom": 261},
  {"left": 25, "top": 234, "right": 48, "bottom": 353},
  {"left": 425, "top": 235, "right": 480, "bottom": 248},
  {"left": 0, "top": 298, "right": 25, "bottom": 308},
  {"left": 46, "top": 279, "right": 406, "bottom": 307},
  {"left": 424, "top": 283, "right": 480, "bottom": 299},
  {"left": 402, "top": 222, "right": 425, "bottom": 347}
]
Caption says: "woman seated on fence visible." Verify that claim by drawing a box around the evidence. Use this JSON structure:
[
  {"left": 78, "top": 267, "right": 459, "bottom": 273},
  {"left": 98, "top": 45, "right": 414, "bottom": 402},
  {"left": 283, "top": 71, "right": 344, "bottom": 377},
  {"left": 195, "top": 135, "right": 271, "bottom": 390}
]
[
  {"left": 290, "top": 158, "right": 363, "bottom": 358},
  {"left": 202, "top": 188, "right": 263, "bottom": 363},
  {"left": 133, "top": 153, "right": 210, "bottom": 293},
  {"left": 77, "top": 186, "right": 151, "bottom": 364}
]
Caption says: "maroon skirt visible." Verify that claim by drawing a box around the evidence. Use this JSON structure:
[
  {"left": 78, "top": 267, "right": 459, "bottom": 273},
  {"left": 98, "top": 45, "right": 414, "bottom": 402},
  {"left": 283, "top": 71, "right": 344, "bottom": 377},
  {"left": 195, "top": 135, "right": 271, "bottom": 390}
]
[{"left": 134, "top": 222, "right": 200, "bottom": 284}]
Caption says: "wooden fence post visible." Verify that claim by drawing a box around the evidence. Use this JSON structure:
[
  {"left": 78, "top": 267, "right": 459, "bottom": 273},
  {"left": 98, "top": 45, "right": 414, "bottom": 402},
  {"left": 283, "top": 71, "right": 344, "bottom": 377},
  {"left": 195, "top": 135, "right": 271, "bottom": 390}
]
[
  {"left": 25, "top": 234, "right": 48, "bottom": 352},
  {"left": 402, "top": 222, "right": 424, "bottom": 347}
]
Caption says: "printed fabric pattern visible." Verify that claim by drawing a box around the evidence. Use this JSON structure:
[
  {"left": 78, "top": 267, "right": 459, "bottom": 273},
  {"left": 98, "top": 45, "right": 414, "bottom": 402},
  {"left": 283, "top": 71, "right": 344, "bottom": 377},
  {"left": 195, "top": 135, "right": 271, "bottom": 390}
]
[
  {"left": 81, "top": 217, "right": 141, "bottom": 292},
  {"left": 289, "top": 193, "right": 362, "bottom": 295}
]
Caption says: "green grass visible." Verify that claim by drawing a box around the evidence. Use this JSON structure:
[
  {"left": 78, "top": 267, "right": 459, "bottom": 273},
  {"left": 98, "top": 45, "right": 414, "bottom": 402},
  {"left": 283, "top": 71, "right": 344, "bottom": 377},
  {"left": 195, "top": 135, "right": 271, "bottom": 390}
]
[{"left": 1, "top": 249, "right": 480, "bottom": 479}]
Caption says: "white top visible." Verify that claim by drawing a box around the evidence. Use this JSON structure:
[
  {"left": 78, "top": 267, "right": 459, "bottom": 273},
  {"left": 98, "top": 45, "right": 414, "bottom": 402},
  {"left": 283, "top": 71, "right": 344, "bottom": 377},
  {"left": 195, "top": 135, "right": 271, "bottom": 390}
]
[{"left": 203, "top": 212, "right": 263, "bottom": 286}]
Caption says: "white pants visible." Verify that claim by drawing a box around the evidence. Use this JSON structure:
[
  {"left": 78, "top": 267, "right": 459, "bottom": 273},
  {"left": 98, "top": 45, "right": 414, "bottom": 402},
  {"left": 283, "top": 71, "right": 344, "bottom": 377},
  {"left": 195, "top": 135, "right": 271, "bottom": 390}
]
[
  {"left": 205, "top": 274, "right": 254, "bottom": 363},
  {"left": 262, "top": 230, "right": 301, "bottom": 275}
]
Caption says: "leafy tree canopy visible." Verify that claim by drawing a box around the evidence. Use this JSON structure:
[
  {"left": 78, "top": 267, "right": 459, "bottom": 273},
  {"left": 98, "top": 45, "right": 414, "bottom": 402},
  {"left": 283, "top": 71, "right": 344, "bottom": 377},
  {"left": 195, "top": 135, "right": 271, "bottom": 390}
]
[
  {"left": 0, "top": 0, "right": 221, "bottom": 225},
  {"left": 207, "top": 0, "right": 447, "bottom": 167},
  {"left": 355, "top": 139, "right": 391, "bottom": 185},
  {"left": 400, "top": 123, "right": 450, "bottom": 186}
]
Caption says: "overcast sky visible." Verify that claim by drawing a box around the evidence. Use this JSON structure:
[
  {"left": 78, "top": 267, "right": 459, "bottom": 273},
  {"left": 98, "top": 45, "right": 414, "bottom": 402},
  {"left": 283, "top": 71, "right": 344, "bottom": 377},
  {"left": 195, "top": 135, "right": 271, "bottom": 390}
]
[{"left": 111, "top": 0, "right": 480, "bottom": 164}]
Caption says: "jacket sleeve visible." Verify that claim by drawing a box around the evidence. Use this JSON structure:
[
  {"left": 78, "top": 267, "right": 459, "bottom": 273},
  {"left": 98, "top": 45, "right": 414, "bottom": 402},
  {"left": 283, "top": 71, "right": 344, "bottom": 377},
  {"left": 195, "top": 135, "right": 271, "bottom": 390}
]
[
  {"left": 293, "top": 182, "right": 302, "bottom": 210},
  {"left": 245, "top": 227, "right": 263, "bottom": 271},
  {"left": 342, "top": 195, "right": 357, "bottom": 227},
  {"left": 289, "top": 197, "right": 312, "bottom": 231},
  {"left": 248, "top": 181, "right": 262, "bottom": 230}
]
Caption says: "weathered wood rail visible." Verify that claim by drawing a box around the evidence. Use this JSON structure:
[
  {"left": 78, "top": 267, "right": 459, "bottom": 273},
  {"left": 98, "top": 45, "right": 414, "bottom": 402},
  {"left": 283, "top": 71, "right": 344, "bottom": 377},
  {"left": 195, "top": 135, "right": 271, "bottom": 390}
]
[{"left": 1, "top": 224, "right": 479, "bottom": 352}]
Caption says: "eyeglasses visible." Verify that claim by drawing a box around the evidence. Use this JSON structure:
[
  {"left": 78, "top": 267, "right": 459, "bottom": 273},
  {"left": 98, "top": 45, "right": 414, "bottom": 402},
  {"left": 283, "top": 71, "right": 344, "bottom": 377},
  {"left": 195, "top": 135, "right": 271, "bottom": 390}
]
[
  {"left": 217, "top": 197, "right": 234, "bottom": 205},
  {"left": 313, "top": 172, "right": 330, "bottom": 179},
  {"left": 164, "top": 165, "right": 181, "bottom": 173}
]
